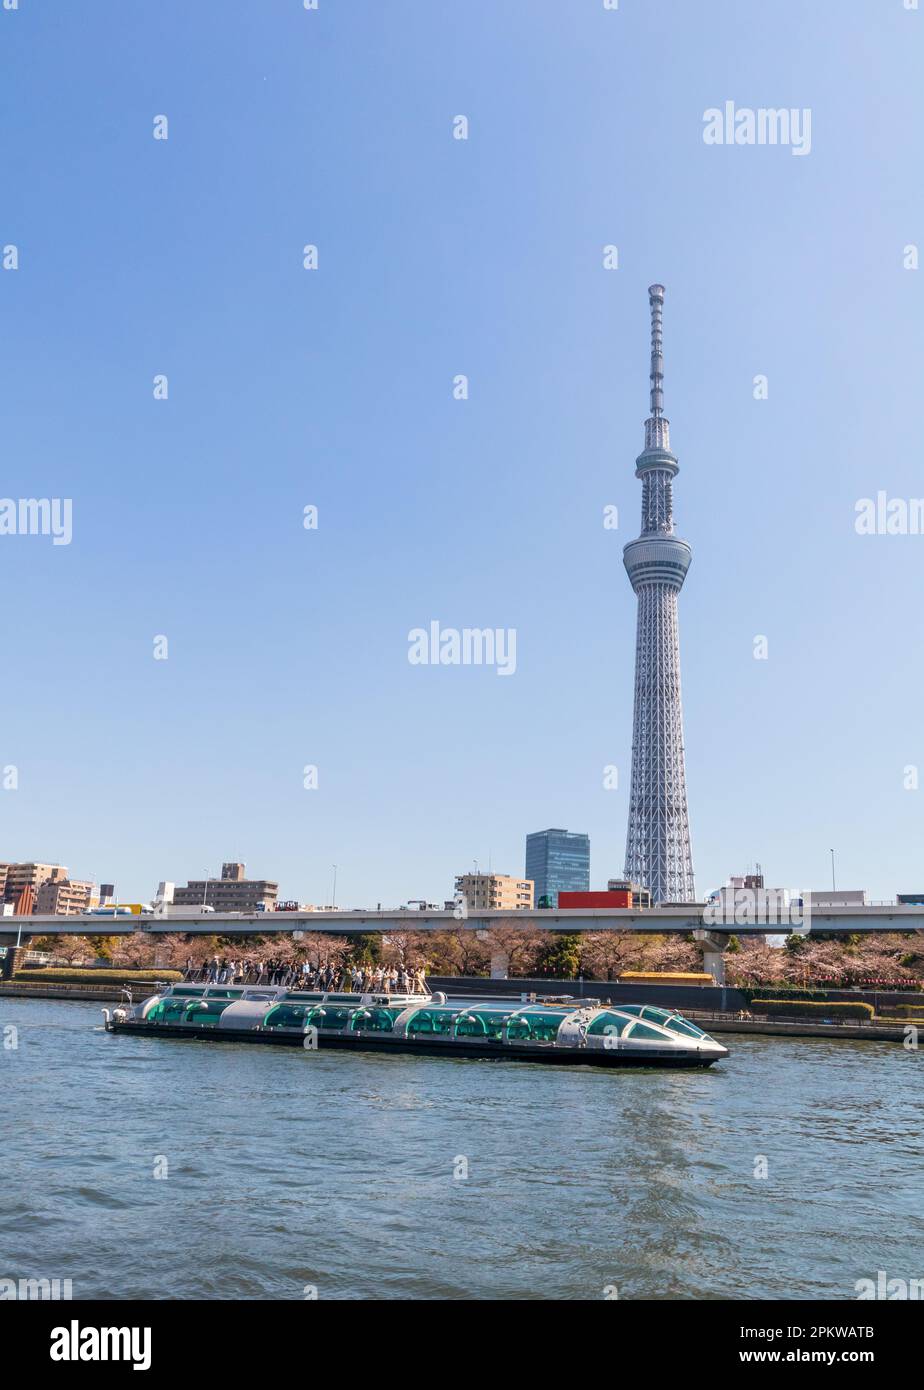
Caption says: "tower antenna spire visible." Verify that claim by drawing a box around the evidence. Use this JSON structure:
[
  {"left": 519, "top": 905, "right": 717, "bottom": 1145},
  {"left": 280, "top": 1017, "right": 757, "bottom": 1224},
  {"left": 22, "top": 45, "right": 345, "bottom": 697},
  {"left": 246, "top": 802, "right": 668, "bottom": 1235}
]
[
  {"left": 648, "top": 283, "right": 665, "bottom": 417},
  {"left": 644, "top": 284, "right": 670, "bottom": 452}
]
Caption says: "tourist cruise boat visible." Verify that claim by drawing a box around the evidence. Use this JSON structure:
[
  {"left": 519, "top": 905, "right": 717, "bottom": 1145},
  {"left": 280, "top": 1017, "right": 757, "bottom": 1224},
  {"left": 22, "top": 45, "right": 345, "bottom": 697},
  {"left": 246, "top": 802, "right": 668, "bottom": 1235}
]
[{"left": 102, "top": 983, "right": 729, "bottom": 1068}]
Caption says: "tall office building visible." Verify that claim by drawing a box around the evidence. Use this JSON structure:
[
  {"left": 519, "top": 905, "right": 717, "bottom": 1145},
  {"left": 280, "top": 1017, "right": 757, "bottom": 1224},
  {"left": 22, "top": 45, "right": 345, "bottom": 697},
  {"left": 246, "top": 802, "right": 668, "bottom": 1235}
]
[
  {"left": 525, "top": 829, "right": 590, "bottom": 907},
  {"left": 623, "top": 285, "right": 695, "bottom": 903}
]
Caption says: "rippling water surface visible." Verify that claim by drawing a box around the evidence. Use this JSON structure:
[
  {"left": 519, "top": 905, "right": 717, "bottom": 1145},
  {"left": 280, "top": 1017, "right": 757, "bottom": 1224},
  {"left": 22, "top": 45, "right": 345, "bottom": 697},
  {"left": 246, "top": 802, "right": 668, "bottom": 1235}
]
[{"left": 2, "top": 998, "right": 921, "bottom": 1299}]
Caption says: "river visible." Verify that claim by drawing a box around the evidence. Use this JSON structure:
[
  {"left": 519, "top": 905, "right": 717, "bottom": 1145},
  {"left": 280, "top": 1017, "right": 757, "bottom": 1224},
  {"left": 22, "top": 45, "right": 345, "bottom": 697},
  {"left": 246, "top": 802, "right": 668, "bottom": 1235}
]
[{"left": 1, "top": 998, "right": 920, "bottom": 1300}]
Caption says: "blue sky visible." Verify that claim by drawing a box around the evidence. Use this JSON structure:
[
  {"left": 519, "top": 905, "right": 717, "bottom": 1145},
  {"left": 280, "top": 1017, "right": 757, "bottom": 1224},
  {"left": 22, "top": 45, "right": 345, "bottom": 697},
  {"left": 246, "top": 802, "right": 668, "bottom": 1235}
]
[{"left": 1, "top": 0, "right": 922, "bottom": 906}]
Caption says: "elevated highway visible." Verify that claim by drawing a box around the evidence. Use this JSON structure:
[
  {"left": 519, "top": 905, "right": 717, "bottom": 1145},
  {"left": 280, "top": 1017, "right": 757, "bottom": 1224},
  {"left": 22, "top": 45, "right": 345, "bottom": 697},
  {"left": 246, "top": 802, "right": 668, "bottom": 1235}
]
[
  {"left": 3, "top": 904, "right": 920, "bottom": 987},
  {"left": 2, "top": 902, "right": 921, "bottom": 938}
]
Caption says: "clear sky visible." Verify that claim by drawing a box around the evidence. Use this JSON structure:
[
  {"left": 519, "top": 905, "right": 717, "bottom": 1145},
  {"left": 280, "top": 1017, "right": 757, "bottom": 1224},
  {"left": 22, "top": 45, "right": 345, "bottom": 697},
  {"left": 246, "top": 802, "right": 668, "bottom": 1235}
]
[{"left": 1, "top": 0, "right": 922, "bottom": 906}]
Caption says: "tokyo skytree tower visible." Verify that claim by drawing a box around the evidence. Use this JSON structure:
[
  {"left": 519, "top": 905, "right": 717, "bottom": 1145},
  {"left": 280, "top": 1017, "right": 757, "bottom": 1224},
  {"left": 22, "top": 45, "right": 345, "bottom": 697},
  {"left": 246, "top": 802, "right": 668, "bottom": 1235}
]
[{"left": 622, "top": 285, "right": 696, "bottom": 903}]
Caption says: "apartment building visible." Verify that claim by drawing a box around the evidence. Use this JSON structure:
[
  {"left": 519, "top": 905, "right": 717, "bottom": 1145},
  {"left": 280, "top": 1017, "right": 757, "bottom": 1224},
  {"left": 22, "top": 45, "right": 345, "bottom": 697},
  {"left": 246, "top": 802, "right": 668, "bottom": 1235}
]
[
  {"left": 34, "top": 878, "right": 94, "bottom": 916},
  {"left": 1, "top": 862, "right": 68, "bottom": 904},
  {"left": 453, "top": 872, "right": 534, "bottom": 911},
  {"left": 173, "top": 862, "right": 279, "bottom": 913}
]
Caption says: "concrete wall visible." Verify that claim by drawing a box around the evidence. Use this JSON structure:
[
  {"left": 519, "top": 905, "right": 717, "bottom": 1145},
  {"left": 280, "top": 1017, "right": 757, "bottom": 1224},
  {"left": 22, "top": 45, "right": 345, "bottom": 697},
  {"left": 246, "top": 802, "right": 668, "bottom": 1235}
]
[
  {"left": 428, "top": 975, "right": 924, "bottom": 1013},
  {"left": 428, "top": 975, "right": 748, "bottom": 1011}
]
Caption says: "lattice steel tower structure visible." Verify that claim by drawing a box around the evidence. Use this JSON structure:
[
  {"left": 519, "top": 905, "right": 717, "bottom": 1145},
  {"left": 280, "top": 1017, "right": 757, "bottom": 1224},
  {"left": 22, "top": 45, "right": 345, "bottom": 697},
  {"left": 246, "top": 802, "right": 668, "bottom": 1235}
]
[{"left": 622, "top": 284, "right": 695, "bottom": 903}]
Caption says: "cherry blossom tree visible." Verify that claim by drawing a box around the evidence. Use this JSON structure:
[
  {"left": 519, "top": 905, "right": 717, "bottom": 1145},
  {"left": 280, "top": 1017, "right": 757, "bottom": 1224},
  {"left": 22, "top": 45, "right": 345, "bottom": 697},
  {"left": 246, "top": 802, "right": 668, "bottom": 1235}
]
[
  {"left": 724, "top": 940, "right": 791, "bottom": 989},
  {"left": 638, "top": 934, "right": 701, "bottom": 973},
  {"left": 294, "top": 933, "right": 349, "bottom": 972},
  {"left": 478, "top": 924, "right": 549, "bottom": 978},
  {"left": 580, "top": 932, "right": 642, "bottom": 981},
  {"left": 42, "top": 934, "right": 94, "bottom": 965},
  {"left": 425, "top": 929, "right": 490, "bottom": 977},
  {"left": 379, "top": 931, "right": 436, "bottom": 974},
  {"left": 110, "top": 932, "right": 156, "bottom": 967}
]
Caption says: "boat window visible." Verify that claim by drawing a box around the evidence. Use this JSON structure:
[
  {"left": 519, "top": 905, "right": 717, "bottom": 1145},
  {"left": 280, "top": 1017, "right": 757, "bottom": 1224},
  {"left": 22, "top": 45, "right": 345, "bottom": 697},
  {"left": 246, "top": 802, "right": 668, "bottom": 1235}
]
[
  {"left": 168, "top": 987, "right": 205, "bottom": 998},
  {"left": 454, "top": 1010, "right": 512, "bottom": 1040},
  {"left": 351, "top": 1008, "right": 402, "bottom": 1033},
  {"left": 146, "top": 998, "right": 190, "bottom": 1024},
  {"left": 309, "top": 1006, "right": 354, "bottom": 1030},
  {"left": 663, "top": 1015, "right": 706, "bottom": 1039},
  {"left": 203, "top": 989, "right": 243, "bottom": 999},
  {"left": 325, "top": 994, "right": 359, "bottom": 1004},
  {"left": 587, "top": 1012, "right": 633, "bottom": 1038},
  {"left": 283, "top": 992, "right": 324, "bottom": 1002},
  {"left": 640, "top": 1006, "right": 675, "bottom": 1024},
  {"left": 626, "top": 1021, "right": 669, "bottom": 1041},
  {"left": 264, "top": 1004, "right": 313, "bottom": 1030},
  {"left": 407, "top": 1008, "right": 455, "bottom": 1036},
  {"left": 505, "top": 1012, "right": 567, "bottom": 1043},
  {"left": 182, "top": 1000, "right": 234, "bottom": 1027}
]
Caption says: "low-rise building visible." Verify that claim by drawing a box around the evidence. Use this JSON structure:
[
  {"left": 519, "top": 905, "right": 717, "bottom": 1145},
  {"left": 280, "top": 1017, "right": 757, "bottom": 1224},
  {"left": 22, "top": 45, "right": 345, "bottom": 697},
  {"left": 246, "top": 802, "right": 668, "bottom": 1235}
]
[
  {"left": 607, "top": 878, "right": 653, "bottom": 909},
  {"left": 173, "top": 862, "right": 278, "bottom": 913},
  {"left": 454, "top": 873, "right": 534, "bottom": 911}
]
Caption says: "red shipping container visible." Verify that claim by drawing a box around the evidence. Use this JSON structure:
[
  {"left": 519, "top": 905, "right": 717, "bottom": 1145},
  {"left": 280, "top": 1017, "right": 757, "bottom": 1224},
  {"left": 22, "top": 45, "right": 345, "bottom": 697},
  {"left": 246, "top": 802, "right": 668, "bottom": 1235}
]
[{"left": 557, "top": 890, "right": 631, "bottom": 909}]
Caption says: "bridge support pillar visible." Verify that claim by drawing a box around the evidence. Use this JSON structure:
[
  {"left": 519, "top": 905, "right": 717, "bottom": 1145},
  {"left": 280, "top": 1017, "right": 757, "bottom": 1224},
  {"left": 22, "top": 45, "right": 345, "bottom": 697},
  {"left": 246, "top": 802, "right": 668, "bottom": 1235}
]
[
  {"left": 2, "top": 945, "right": 25, "bottom": 980},
  {"left": 490, "top": 950, "right": 509, "bottom": 979},
  {"left": 693, "top": 930, "right": 730, "bottom": 988}
]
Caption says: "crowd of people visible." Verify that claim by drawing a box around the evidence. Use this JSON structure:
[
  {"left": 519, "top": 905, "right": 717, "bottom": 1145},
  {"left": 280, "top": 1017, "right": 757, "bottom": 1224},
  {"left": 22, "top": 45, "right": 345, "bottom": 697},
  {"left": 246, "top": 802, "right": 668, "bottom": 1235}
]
[{"left": 183, "top": 955, "right": 429, "bottom": 995}]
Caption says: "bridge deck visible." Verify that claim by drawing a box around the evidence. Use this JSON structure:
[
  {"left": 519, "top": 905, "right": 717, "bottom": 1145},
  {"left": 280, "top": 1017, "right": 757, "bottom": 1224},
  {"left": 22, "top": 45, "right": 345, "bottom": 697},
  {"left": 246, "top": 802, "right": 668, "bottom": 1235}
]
[{"left": 2, "top": 905, "right": 923, "bottom": 937}]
